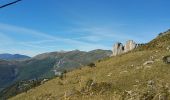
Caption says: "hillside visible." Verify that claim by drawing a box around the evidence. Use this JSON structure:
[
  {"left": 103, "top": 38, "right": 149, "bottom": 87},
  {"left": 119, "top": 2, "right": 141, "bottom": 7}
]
[
  {"left": 10, "top": 30, "right": 170, "bottom": 100},
  {"left": 0, "top": 54, "right": 30, "bottom": 60},
  {"left": 0, "top": 49, "right": 111, "bottom": 99},
  {"left": 0, "top": 60, "right": 19, "bottom": 92},
  {"left": 17, "top": 49, "right": 112, "bottom": 80}
]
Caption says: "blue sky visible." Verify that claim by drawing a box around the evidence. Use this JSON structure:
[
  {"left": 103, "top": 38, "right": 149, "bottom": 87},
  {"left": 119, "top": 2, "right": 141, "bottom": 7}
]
[{"left": 0, "top": 0, "right": 170, "bottom": 56}]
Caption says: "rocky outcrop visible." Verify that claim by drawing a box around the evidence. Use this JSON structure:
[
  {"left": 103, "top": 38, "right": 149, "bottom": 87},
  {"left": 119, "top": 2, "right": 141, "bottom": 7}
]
[
  {"left": 112, "top": 40, "right": 138, "bottom": 56},
  {"left": 124, "top": 40, "right": 137, "bottom": 52},
  {"left": 112, "top": 42, "right": 124, "bottom": 56},
  {"left": 163, "top": 55, "right": 170, "bottom": 64}
]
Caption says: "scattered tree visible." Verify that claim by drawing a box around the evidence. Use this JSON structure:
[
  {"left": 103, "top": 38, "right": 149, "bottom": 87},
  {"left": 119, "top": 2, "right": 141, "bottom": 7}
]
[{"left": 87, "top": 63, "right": 96, "bottom": 68}]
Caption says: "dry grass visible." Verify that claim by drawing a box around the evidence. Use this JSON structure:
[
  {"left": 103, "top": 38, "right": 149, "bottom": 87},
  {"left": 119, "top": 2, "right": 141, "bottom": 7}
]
[{"left": 10, "top": 32, "right": 170, "bottom": 100}]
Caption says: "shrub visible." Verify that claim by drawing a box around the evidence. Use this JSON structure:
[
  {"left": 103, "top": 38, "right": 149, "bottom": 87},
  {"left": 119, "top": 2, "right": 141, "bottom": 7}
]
[
  {"left": 87, "top": 63, "right": 96, "bottom": 68},
  {"left": 159, "top": 33, "right": 163, "bottom": 36},
  {"left": 97, "top": 60, "right": 101, "bottom": 62}
]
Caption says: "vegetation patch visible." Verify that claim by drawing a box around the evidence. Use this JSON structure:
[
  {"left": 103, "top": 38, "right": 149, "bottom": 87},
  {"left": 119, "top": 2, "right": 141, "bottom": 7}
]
[
  {"left": 87, "top": 63, "right": 96, "bottom": 68},
  {"left": 80, "top": 79, "right": 113, "bottom": 95}
]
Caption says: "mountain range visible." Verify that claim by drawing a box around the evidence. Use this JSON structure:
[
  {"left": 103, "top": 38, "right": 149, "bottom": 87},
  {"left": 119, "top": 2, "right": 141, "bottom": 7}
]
[
  {"left": 0, "top": 54, "right": 30, "bottom": 60},
  {"left": 0, "top": 49, "right": 112, "bottom": 93}
]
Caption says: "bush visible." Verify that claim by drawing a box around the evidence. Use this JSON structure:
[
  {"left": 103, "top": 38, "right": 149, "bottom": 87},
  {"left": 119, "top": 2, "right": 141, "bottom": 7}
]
[
  {"left": 87, "top": 63, "right": 96, "bottom": 68},
  {"left": 159, "top": 33, "right": 163, "bottom": 36},
  {"left": 97, "top": 60, "right": 101, "bottom": 62}
]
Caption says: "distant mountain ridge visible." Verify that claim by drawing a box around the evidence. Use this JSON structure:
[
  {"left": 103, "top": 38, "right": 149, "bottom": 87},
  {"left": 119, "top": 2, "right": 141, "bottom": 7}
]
[
  {"left": 0, "top": 53, "right": 30, "bottom": 60},
  {"left": 17, "top": 49, "right": 112, "bottom": 80},
  {"left": 0, "top": 60, "right": 19, "bottom": 92},
  {"left": 0, "top": 49, "right": 112, "bottom": 94}
]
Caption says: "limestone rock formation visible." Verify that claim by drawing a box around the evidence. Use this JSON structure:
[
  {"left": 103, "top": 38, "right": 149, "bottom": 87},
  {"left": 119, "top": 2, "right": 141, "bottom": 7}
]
[
  {"left": 124, "top": 40, "right": 137, "bottom": 52},
  {"left": 112, "top": 40, "right": 138, "bottom": 56},
  {"left": 112, "top": 42, "right": 124, "bottom": 56}
]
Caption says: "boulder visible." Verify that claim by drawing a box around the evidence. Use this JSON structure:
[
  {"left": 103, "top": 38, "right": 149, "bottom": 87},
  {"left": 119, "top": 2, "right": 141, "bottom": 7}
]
[
  {"left": 166, "top": 46, "right": 170, "bottom": 51},
  {"left": 143, "top": 61, "right": 154, "bottom": 65},
  {"left": 163, "top": 55, "right": 170, "bottom": 64}
]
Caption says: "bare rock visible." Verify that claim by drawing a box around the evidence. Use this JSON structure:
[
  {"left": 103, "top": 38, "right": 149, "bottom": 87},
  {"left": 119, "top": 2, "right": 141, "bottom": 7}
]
[
  {"left": 124, "top": 40, "right": 137, "bottom": 52},
  {"left": 112, "top": 40, "right": 138, "bottom": 56},
  {"left": 112, "top": 42, "right": 124, "bottom": 56},
  {"left": 163, "top": 55, "right": 170, "bottom": 64},
  {"left": 107, "top": 73, "right": 112, "bottom": 77},
  {"left": 143, "top": 61, "right": 154, "bottom": 66},
  {"left": 166, "top": 46, "right": 170, "bottom": 51}
]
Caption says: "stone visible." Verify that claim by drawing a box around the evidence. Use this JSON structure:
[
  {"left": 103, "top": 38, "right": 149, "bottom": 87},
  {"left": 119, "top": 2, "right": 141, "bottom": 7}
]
[
  {"left": 112, "top": 42, "right": 124, "bottom": 56},
  {"left": 163, "top": 55, "right": 170, "bottom": 64},
  {"left": 124, "top": 40, "right": 137, "bottom": 52},
  {"left": 107, "top": 73, "right": 112, "bottom": 77},
  {"left": 143, "top": 61, "right": 154, "bottom": 66},
  {"left": 120, "top": 70, "right": 128, "bottom": 74},
  {"left": 112, "top": 40, "right": 138, "bottom": 56}
]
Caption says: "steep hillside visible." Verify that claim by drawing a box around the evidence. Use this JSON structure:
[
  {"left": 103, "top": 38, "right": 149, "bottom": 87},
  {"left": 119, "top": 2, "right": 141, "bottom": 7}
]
[
  {"left": 0, "top": 54, "right": 30, "bottom": 60},
  {"left": 0, "top": 60, "right": 19, "bottom": 92},
  {"left": 10, "top": 31, "right": 170, "bottom": 100}
]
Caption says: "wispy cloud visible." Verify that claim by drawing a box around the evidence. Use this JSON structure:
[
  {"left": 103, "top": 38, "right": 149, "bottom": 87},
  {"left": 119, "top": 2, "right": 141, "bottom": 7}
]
[
  {"left": 70, "top": 26, "right": 147, "bottom": 43},
  {"left": 0, "top": 21, "right": 150, "bottom": 56},
  {"left": 0, "top": 23, "right": 111, "bottom": 56}
]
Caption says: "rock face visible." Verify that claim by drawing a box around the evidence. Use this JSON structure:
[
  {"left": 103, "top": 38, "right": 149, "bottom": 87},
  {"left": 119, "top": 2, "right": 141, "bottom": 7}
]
[
  {"left": 112, "top": 40, "right": 137, "bottom": 56},
  {"left": 124, "top": 40, "right": 137, "bottom": 52},
  {"left": 112, "top": 42, "right": 124, "bottom": 56}
]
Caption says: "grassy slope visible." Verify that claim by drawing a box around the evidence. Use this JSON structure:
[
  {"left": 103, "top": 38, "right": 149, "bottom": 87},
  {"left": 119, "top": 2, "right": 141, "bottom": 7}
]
[{"left": 10, "top": 32, "right": 170, "bottom": 100}]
